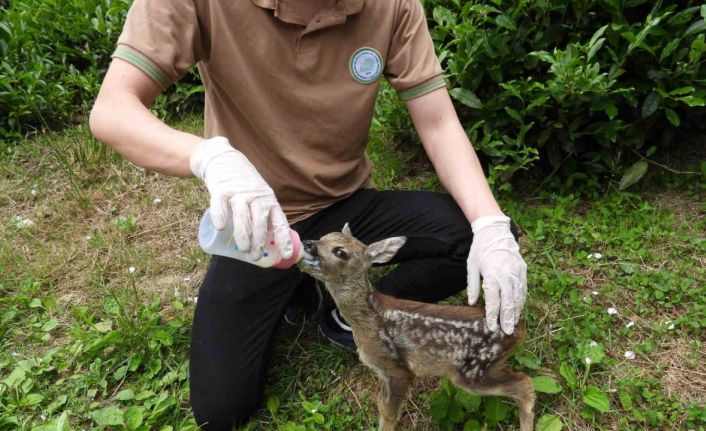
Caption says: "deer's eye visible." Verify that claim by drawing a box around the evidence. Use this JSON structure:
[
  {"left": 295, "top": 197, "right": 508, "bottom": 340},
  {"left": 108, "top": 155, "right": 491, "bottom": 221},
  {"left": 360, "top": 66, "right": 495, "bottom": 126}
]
[{"left": 332, "top": 247, "right": 349, "bottom": 260}]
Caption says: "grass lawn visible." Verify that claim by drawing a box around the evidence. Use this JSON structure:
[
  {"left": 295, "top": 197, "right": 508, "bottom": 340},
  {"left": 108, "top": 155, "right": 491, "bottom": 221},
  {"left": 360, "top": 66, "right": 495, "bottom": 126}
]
[{"left": 1, "top": 114, "right": 705, "bottom": 431}]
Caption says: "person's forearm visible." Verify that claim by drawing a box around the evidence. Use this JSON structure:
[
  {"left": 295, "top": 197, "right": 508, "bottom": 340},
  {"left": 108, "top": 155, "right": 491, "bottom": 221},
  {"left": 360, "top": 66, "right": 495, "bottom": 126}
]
[
  {"left": 89, "top": 59, "right": 204, "bottom": 177},
  {"left": 408, "top": 91, "right": 503, "bottom": 223},
  {"left": 89, "top": 95, "right": 202, "bottom": 177},
  {"left": 422, "top": 123, "right": 504, "bottom": 222}
]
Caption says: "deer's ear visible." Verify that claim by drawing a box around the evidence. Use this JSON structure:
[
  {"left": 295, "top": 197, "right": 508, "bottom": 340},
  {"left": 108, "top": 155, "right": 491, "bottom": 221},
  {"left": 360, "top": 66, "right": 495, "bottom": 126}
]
[
  {"left": 367, "top": 237, "right": 407, "bottom": 264},
  {"left": 342, "top": 223, "right": 352, "bottom": 236}
]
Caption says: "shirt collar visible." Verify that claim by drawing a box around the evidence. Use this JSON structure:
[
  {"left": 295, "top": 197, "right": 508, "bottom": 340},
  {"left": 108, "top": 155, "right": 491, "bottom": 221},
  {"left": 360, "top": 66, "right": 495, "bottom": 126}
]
[{"left": 250, "top": 0, "right": 364, "bottom": 17}]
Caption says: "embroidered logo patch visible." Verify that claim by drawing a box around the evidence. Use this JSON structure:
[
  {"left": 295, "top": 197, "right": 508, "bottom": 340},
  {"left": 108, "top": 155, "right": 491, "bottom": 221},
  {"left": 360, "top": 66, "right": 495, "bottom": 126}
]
[{"left": 350, "top": 47, "right": 383, "bottom": 84}]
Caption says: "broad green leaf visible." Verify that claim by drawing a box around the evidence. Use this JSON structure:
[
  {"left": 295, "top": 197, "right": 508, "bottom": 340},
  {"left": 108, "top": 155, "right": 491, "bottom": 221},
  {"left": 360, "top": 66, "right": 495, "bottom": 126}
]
[
  {"left": 124, "top": 408, "right": 142, "bottom": 431},
  {"left": 495, "top": 14, "right": 516, "bottom": 31},
  {"left": 456, "top": 391, "right": 481, "bottom": 412},
  {"left": 2, "top": 366, "right": 26, "bottom": 388},
  {"left": 47, "top": 395, "right": 68, "bottom": 414},
  {"left": 94, "top": 320, "right": 112, "bottom": 333},
  {"left": 605, "top": 104, "right": 618, "bottom": 119},
  {"left": 448, "top": 401, "right": 465, "bottom": 423},
  {"left": 582, "top": 385, "right": 610, "bottom": 413},
  {"left": 619, "top": 160, "right": 648, "bottom": 190},
  {"left": 484, "top": 397, "right": 508, "bottom": 426},
  {"left": 113, "top": 365, "right": 128, "bottom": 381},
  {"left": 151, "top": 328, "right": 173, "bottom": 346},
  {"left": 670, "top": 86, "right": 695, "bottom": 95},
  {"left": 587, "top": 38, "right": 606, "bottom": 61},
  {"left": 267, "top": 395, "right": 280, "bottom": 416},
  {"left": 450, "top": 88, "right": 483, "bottom": 109},
  {"left": 536, "top": 414, "right": 563, "bottom": 431},
  {"left": 532, "top": 376, "right": 562, "bottom": 394},
  {"left": 676, "top": 95, "right": 706, "bottom": 107},
  {"left": 504, "top": 107, "right": 522, "bottom": 122},
  {"left": 685, "top": 19, "right": 706, "bottom": 37},
  {"left": 103, "top": 295, "right": 121, "bottom": 316},
  {"left": 619, "top": 391, "right": 633, "bottom": 410},
  {"left": 430, "top": 392, "right": 450, "bottom": 419},
  {"left": 665, "top": 108, "right": 681, "bottom": 127},
  {"left": 92, "top": 406, "right": 124, "bottom": 427},
  {"left": 55, "top": 411, "right": 70, "bottom": 431},
  {"left": 589, "top": 25, "right": 609, "bottom": 48},
  {"left": 701, "top": 5, "right": 706, "bottom": 18},
  {"left": 115, "top": 389, "right": 135, "bottom": 401},
  {"left": 641, "top": 91, "right": 660, "bottom": 118},
  {"left": 41, "top": 318, "right": 59, "bottom": 332},
  {"left": 660, "top": 38, "right": 680, "bottom": 61},
  {"left": 463, "top": 419, "right": 482, "bottom": 431},
  {"left": 559, "top": 362, "right": 578, "bottom": 390},
  {"left": 20, "top": 393, "right": 43, "bottom": 406},
  {"left": 701, "top": 160, "right": 706, "bottom": 178},
  {"left": 433, "top": 6, "right": 456, "bottom": 27}
]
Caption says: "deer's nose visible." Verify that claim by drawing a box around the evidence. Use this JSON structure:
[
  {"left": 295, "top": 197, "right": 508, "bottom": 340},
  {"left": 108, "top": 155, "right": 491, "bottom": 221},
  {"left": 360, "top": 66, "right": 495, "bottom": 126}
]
[{"left": 303, "top": 240, "right": 318, "bottom": 257}]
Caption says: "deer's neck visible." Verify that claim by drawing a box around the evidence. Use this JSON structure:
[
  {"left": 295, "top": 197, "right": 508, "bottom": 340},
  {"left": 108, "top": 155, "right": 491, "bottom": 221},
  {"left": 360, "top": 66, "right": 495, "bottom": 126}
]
[{"left": 325, "top": 277, "right": 380, "bottom": 333}]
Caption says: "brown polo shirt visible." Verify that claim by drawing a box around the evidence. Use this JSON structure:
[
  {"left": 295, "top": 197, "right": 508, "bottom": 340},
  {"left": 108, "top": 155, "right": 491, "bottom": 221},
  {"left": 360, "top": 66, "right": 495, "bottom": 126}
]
[{"left": 113, "top": 0, "right": 445, "bottom": 223}]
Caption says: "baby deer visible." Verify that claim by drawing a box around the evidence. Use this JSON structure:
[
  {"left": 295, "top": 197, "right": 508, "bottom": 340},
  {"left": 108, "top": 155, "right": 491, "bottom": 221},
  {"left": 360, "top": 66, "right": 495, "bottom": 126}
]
[{"left": 298, "top": 224, "right": 535, "bottom": 431}]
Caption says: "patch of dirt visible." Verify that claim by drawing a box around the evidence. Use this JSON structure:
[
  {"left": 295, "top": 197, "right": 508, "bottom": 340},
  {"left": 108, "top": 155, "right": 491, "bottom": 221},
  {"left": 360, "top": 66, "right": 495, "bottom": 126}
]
[{"left": 655, "top": 339, "right": 706, "bottom": 406}]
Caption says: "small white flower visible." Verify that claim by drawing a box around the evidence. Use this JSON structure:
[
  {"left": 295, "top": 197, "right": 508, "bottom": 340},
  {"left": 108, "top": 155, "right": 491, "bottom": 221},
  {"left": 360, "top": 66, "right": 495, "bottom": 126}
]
[
  {"left": 40, "top": 415, "right": 46, "bottom": 421},
  {"left": 587, "top": 252, "right": 604, "bottom": 260},
  {"left": 14, "top": 216, "right": 34, "bottom": 228},
  {"left": 183, "top": 277, "right": 191, "bottom": 282},
  {"left": 625, "top": 321, "right": 635, "bottom": 328},
  {"left": 192, "top": 296, "right": 198, "bottom": 304},
  {"left": 153, "top": 198, "right": 162, "bottom": 205},
  {"left": 592, "top": 291, "right": 599, "bottom": 296},
  {"left": 585, "top": 357, "right": 592, "bottom": 365},
  {"left": 128, "top": 266, "right": 136, "bottom": 274},
  {"left": 624, "top": 351, "right": 636, "bottom": 360},
  {"left": 174, "top": 287, "right": 180, "bottom": 297},
  {"left": 11, "top": 351, "right": 18, "bottom": 357},
  {"left": 196, "top": 258, "right": 202, "bottom": 263},
  {"left": 85, "top": 235, "right": 92, "bottom": 241},
  {"left": 667, "top": 321, "right": 675, "bottom": 330},
  {"left": 607, "top": 307, "right": 618, "bottom": 315},
  {"left": 589, "top": 341, "right": 598, "bottom": 347},
  {"left": 31, "top": 189, "right": 37, "bottom": 196}
]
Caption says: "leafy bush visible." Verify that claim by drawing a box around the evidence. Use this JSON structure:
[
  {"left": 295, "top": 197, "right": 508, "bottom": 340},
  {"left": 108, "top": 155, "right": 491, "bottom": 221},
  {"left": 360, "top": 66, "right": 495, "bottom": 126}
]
[
  {"left": 415, "top": 0, "right": 706, "bottom": 190},
  {"left": 0, "top": 0, "right": 202, "bottom": 147}
]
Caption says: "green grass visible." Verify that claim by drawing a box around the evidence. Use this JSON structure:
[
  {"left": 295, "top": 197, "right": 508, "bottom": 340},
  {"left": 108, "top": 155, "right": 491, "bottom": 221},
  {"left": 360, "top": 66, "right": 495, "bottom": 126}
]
[{"left": 1, "top": 114, "right": 705, "bottom": 431}]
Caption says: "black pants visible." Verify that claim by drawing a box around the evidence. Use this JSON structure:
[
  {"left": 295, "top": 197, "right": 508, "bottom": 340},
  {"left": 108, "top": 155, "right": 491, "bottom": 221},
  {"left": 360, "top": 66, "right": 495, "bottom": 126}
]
[{"left": 189, "top": 189, "right": 477, "bottom": 430}]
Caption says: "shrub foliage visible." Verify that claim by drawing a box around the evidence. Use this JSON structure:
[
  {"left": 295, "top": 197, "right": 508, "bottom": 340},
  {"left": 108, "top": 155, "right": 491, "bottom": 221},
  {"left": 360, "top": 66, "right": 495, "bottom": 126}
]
[
  {"left": 0, "top": 0, "right": 202, "bottom": 146},
  {"left": 422, "top": 0, "right": 706, "bottom": 188},
  {"left": 2, "top": 0, "right": 705, "bottom": 187}
]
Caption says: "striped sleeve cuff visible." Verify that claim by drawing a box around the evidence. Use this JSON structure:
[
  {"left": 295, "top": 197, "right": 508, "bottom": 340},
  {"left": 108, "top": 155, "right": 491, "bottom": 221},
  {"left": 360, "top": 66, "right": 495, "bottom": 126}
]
[
  {"left": 112, "top": 45, "right": 171, "bottom": 90},
  {"left": 397, "top": 76, "right": 447, "bottom": 101}
]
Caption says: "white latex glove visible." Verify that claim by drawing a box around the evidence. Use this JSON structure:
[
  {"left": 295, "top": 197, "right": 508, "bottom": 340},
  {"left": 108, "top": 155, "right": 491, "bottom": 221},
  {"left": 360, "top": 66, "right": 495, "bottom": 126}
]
[
  {"left": 467, "top": 215, "right": 527, "bottom": 335},
  {"left": 190, "top": 137, "right": 293, "bottom": 261}
]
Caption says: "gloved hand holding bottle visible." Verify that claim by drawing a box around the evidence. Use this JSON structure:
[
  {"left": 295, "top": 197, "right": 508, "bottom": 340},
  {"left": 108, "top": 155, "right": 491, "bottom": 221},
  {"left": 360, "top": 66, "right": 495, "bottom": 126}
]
[{"left": 190, "top": 137, "right": 300, "bottom": 267}]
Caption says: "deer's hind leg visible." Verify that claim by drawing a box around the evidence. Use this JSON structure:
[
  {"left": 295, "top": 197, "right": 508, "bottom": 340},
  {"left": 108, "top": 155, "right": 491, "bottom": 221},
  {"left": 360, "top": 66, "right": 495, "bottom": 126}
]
[
  {"left": 372, "top": 366, "right": 413, "bottom": 431},
  {"left": 452, "top": 368, "right": 535, "bottom": 431}
]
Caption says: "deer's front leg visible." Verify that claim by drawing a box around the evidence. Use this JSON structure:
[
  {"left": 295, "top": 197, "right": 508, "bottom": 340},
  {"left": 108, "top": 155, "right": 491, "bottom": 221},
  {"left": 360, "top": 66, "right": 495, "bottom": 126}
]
[{"left": 374, "top": 367, "right": 413, "bottom": 431}]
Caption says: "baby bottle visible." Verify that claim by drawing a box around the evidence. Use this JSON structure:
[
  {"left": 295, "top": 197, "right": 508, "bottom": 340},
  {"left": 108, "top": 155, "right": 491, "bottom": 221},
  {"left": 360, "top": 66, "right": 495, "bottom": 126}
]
[{"left": 198, "top": 210, "right": 303, "bottom": 269}]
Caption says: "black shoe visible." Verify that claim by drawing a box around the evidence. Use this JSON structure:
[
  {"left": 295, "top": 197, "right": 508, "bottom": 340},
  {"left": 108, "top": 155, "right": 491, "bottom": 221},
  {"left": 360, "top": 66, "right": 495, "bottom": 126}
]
[
  {"left": 319, "top": 307, "right": 356, "bottom": 353},
  {"left": 283, "top": 278, "right": 324, "bottom": 326}
]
